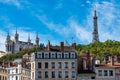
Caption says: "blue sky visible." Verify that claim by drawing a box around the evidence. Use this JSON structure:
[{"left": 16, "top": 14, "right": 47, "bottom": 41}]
[{"left": 0, "top": 0, "right": 120, "bottom": 51}]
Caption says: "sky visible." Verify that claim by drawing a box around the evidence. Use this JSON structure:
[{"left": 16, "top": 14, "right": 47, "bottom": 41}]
[{"left": 0, "top": 0, "right": 120, "bottom": 51}]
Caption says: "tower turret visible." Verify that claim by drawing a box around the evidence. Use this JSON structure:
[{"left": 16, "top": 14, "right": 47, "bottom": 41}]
[
  {"left": 92, "top": 8, "right": 99, "bottom": 43},
  {"left": 5, "top": 32, "right": 10, "bottom": 43},
  {"left": 35, "top": 33, "right": 39, "bottom": 47},
  {"left": 14, "top": 29, "right": 19, "bottom": 42},
  {"left": 5, "top": 33, "right": 11, "bottom": 53}
]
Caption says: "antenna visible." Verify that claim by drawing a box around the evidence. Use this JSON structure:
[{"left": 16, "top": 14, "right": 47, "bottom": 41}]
[
  {"left": 16, "top": 27, "right": 17, "bottom": 33},
  {"left": 94, "top": 4, "right": 96, "bottom": 11}
]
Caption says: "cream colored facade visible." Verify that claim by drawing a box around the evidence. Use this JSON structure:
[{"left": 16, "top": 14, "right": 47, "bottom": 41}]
[
  {"left": 20, "top": 68, "right": 31, "bottom": 80},
  {"left": 0, "top": 68, "right": 8, "bottom": 80},
  {"left": 115, "top": 67, "right": 120, "bottom": 80},
  {"left": 31, "top": 52, "right": 77, "bottom": 80},
  {"left": 7, "top": 64, "right": 31, "bottom": 80},
  {"left": 95, "top": 66, "right": 115, "bottom": 80}
]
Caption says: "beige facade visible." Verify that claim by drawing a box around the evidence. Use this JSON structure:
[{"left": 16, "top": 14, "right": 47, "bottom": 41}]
[
  {"left": 20, "top": 68, "right": 31, "bottom": 80},
  {"left": 7, "top": 64, "right": 31, "bottom": 80},
  {"left": 31, "top": 42, "right": 77, "bottom": 80},
  {"left": 0, "top": 68, "right": 8, "bottom": 80},
  {"left": 95, "top": 66, "right": 115, "bottom": 80},
  {"left": 115, "top": 67, "right": 120, "bottom": 80},
  {"left": 32, "top": 59, "right": 77, "bottom": 80}
]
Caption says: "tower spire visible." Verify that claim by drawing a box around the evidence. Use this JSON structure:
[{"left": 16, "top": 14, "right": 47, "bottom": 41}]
[
  {"left": 35, "top": 32, "right": 39, "bottom": 47},
  {"left": 28, "top": 33, "right": 31, "bottom": 43},
  {"left": 16, "top": 27, "right": 17, "bottom": 34},
  {"left": 92, "top": 6, "right": 99, "bottom": 43},
  {"left": 14, "top": 28, "right": 19, "bottom": 42}
]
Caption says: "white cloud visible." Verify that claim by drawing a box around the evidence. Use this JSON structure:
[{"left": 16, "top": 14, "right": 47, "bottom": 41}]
[
  {"left": 36, "top": 14, "right": 92, "bottom": 44},
  {"left": 0, "top": 30, "right": 7, "bottom": 52},
  {"left": 69, "top": 20, "right": 91, "bottom": 43},
  {"left": 36, "top": 15, "right": 72, "bottom": 36},
  {"left": 0, "top": 0, "right": 22, "bottom": 8}
]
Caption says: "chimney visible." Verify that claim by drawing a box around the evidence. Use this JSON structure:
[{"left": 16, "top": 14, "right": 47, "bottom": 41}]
[
  {"left": 47, "top": 40, "right": 50, "bottom": 51},
  {"left": 103, "top": 58, "right": 107, "bottom": 64},
  {"left": 111, "top": 56, "right": 114, "bottom": 66},
  {"left": 60, "top": 42, "right": 64, "bottom": 51},
  {"left": 72, "top": 43, "right": 76, "bottom": 50}
]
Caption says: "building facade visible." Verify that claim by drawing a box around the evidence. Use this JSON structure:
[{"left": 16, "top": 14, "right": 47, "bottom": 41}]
[
  {"left": 31, "top": 41, "right": 77, "bottom": 80},
  {"left": 0, "top": 67, "right": 8, "bottom": 80},
  {"left": 5, "top": 30, "right": 39, "bottom": 54},
  {"left": 77, "top": 51, "right": 96, "bottom": 80},
  {"left": 7, "top": 63, "right": 31, "bottom": 80},
  {"left": 95, "top": 65, "right": 115, "bottom": 80}
]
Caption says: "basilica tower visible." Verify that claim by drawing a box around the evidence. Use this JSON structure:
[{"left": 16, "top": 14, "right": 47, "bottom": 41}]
[
  {"left": 92, "top": 9, "right": 99, "bottom": 43},
  {"left": 35, "top": 33, "right": 39, "bottom": 47},
  {"left": 14, "top": 29, "right": 19, "bottom": 42},
  {"left": 5, "top": 33, "right": 11, "bottom": 53}
]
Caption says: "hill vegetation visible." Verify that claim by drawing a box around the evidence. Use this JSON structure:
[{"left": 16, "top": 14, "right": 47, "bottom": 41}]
[
  {"left": 1, "top": 40, "right": 120, "bottom": 61},
  {"left": 76, "top": 40, "right": 120, "bottom": 61}
]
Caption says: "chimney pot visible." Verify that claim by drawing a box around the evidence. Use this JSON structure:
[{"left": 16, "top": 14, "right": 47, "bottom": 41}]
[
  {"left": 60, "top": 42, "right": 64, "bottom": 51},
  {"left": 72, "top": 43, "right": 76, "bottom": 50},
  {"left": 47, "top": 40, "right": 50, "bottom": 51}
]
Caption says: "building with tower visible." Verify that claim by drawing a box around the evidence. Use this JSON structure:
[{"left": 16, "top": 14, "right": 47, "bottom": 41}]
[
  {"left": 5, "top": 30, "right": 39, "bottom": 54},
  {"left": 92, "top": 9, "right": 99, "bottom": 43}
]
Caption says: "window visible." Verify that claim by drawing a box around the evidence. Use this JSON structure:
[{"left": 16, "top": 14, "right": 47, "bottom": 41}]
[
  {"left": 51, "top": 62, "right": 55, "bottom": 69},
  {"left": 16, "top": 68, "right": 18, "bottom": 73},
  {"left": 58, "top": 54, "right": 62, "bottom": 59},
  {"left": 45, "top": 54, "right": 49, "bottom": 58},
  {"left": 45, "top": 62, "right": 48, "bottom": 68},
  {"left": 65, "top": 62, "right": 68, "bottom": 68},
  {"left": 64, "top": 54, "right": 68, "bottom": 58},
  {"left": 8, "top": 69, "right": 10, "bottom": 74},
  {"left": 38, "top": 71, "right": 42, "bottom": 78},
  {"left": 19, "top": 48, "right": 22, "bottom": 51},
  {"left": 38, "top": 54, "right": 42, "bottom": 58},
  {"left": 38, "top": 62, "right": 41, "bottom": 68},
  {"left": 72, "top": 71, "right": 75, "bottom": 78},
  {"left": 91, "top": 76, "right": 95, "bottom": 79},
  {"left": 58, "top": 62, "right": 62, "bottom": 68},
  {"left": 71, "top": 53, "right": 75, "bottom": 58},
  {"left": 52, "top": 71, "right": 55, "bottom": 78},
  {"left": 58, "top": 71, "right": 62, "bottom": 78},
  {"left": 71, "top": 62, "right": 75, "bottom": 68},
  {"left": 98, "top": 70, "right": 102, "bottom": 76},
  {"left": 65, "top": 71, "right": 68, "bottom": 78},
  {"left": 104, "top": 70, "right": 108, "bottom": 76},
  {"left": 109, "top": 70, "right": 113, "bottom": 76},
  {"left": 45, "top": 71, "right": 48, "bottom": 78},
  {"left": 51, "top": 53, "right": 55, "bottom": 58}
]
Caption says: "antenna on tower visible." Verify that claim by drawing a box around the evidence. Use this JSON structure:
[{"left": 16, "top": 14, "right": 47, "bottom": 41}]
[
  {"left": 94, "top": 4, "right": 96, "bottom": 11},
  {"left": 15, "top": 27, "right": 18, "bottom": 33}
]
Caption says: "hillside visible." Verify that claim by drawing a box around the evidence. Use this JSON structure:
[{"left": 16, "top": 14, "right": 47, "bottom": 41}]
[{"left": 76, "top": 40, "right": 120, "bottom": 61}]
